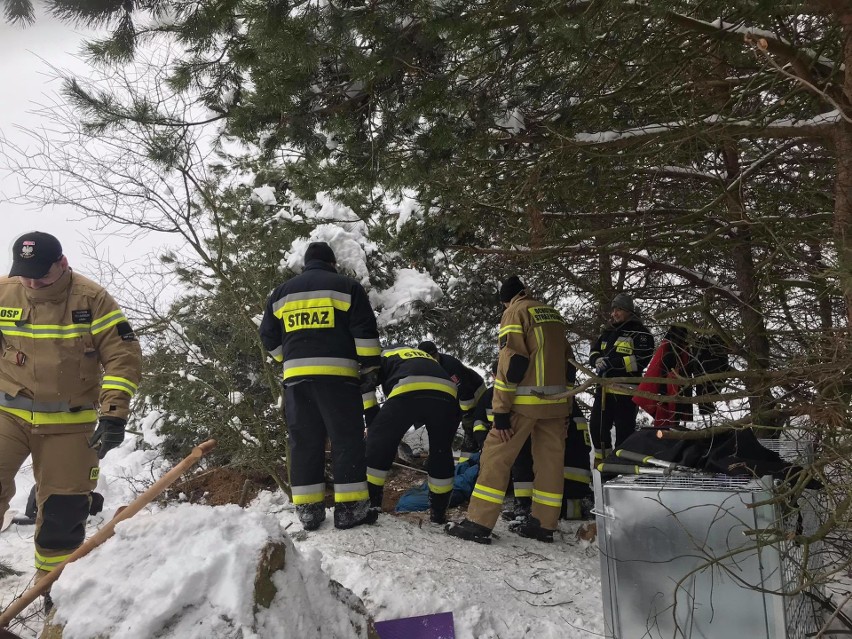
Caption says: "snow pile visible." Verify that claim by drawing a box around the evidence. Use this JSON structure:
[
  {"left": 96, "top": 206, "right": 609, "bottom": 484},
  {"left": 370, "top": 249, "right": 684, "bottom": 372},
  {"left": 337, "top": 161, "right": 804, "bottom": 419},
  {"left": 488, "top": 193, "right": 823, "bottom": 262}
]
[
  {"left": 283, "top": 222, "right": 374, "bottom": 286},
  {"left": 50, "top": 504, "right": 371, "bottom": 639},
  {"left": 370, "top": 268, "right": 443, "bottom": 327}
]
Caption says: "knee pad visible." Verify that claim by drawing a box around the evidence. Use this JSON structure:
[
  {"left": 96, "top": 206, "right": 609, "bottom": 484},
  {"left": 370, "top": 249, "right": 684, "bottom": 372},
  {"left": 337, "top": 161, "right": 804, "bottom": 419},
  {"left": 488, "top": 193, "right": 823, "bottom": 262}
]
[{"left": 36, "top": 494, "right": 89, "bottom": 550}]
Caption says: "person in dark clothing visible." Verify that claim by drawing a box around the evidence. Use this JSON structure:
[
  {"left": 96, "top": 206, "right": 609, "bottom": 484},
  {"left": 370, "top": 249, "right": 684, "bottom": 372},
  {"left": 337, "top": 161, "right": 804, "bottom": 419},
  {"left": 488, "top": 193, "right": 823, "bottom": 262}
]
[
  {"left": 417, "top": 341, "right": 486, "bottom": 463},
  {"left": 471, "top": 360, "right": 498, "bottom": 451},
  {"left": 259, "top": 242, "right": 381, "bottom": 531},
  {"left": 588, "top": 293, "right": 655, "bottom": 460},
  {"left": 363, "top": 345, "right": 460, "bottom": 523}
]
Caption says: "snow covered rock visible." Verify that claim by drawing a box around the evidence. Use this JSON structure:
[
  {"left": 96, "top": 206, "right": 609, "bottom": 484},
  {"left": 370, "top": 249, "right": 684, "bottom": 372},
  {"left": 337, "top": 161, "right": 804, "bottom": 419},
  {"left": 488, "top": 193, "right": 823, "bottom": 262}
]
[{"left": 42, "top": 504, "right": 377, "bottom": 639}]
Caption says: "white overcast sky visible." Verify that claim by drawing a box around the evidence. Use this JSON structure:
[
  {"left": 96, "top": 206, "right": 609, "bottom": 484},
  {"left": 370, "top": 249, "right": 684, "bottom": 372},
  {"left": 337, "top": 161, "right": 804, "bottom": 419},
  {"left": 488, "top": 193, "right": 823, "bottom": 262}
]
[{"left": 0, "top": 12, "right": 173, "bottom": 293}]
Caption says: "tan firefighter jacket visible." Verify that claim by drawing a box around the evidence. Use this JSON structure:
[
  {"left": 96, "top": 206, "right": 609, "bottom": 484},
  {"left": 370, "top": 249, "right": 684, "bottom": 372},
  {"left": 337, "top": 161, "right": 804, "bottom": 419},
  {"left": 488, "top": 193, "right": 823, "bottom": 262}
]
[
  {"left": 493, "top": 293, "right": 575, "bottom": 419},
  {"left": 0, "top": 269, "right": 142, "bottom": 434}
]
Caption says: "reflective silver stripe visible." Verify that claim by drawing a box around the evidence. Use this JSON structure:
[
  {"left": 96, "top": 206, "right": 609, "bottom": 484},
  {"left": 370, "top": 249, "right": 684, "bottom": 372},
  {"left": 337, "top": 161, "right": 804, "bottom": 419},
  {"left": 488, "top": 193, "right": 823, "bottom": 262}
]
[
  {"left": 513, "top": 481, "right": 533, "bottom": 491},
  {"left": 366, "top": 467, "right": 388, "bottom": 481},
  {"left": 515, "top": 385, "right": 568, "bottom": 396},
  {"left": 273, "top": 290, "right": 352, "bottom": 313},
  {"left": 388, "top": 375, "right": 458, "bottom": 397},
  {"left": 427, "top": 476, "right": 453, "bottom": 488},
  {"left": 335, "top": 481, "right": 368, "bottom": 493},
  {"left": 354, "top": 337, "right": 381, "bottom": 349},
  {"left": 574, "top": 418, "right": 588, "bottom": 430},
  {"left": 269, "top": 345, "right": 283, "bottom": 359},
  {"left": 532, "top": 490, "right": 562, "bottom": 507},
  {"left": 564, "top": 466, "right": 592, "bottom": 479},
  {"left": 281, "top": 357, "right": 360, "bottom": 372},
  {"left": 291, "top": 483, "right": 325, "bottom": 496},
  {"left": 0, "top": 395, "right": 83, "bottom": 413}
]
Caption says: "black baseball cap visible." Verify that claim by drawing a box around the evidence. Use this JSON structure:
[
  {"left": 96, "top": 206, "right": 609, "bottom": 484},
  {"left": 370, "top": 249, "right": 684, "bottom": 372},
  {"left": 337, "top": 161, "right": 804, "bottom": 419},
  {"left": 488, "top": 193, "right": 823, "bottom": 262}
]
[{"left": 9, "top": 232, "right": 63, "bottom": 279}]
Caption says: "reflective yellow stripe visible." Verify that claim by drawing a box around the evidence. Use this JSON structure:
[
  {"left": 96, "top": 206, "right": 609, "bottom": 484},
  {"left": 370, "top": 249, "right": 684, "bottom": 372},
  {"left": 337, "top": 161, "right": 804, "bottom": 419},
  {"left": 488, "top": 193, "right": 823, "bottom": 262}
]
[
  {"left": 534, "top": 326, "right": 545, "bottom": 386},
  {"left": 472, "top": 483, "right": 505, "bottom": 504},
  {"left": 274, "top": 297, "right": 351, "bottom": 315},
  {"left": 564, "top": 471, "right": 592, "bottom": 484},
  {"left": 513, "top": 395, "right": 568, "bottom": 405},
  {"left": 493, "top": 379, "right": 517, "bottom": 393},
  {"left": 428, "top": 477, "right": 454, "bottom": 494},
  {"left": 91, "top": 310, "right": 126, "bottom": 335},
  {"left": 473, "top": 423, "right": 488, "bottom": 432},
  {"left": 388, "top": 381, "right": 458, "bottom": 399},
  {"left": 334, "top": 489, "right": 369, "bottom": 503},
  {"left": 458, "top": 455, "right": 470, "bottom": 463},
  {"left": 0, "top": 323, "right": 90, "bottom": 339},
  {"left": 367, "top": 473, "right": 386, "bottom": 486},
  {"left": 0, "top": 405, "right": 98, "bottom": 425},
  {"left": 291, "top": 492, "right": 325, "bottom": 505},
  {"left": 102, "top": 376, "right": 138, "bottom": 396},
  {"left": 532, "top": 488, "right": 562, "bottom": 508},
  {"left": 283, "top": 366, "right": 359, "bottom": 380},
  {"left": 35, "top": 551, "right": 71, "bottom": 572},
  {"left": 498, "top": 324, "right": 523, "bottom": 337},
  {"left": 363, "top": 393, "right": 378, "bottom": 410},
  {"left": 356, "top": 345, "right": 382, "bottom": 356}
]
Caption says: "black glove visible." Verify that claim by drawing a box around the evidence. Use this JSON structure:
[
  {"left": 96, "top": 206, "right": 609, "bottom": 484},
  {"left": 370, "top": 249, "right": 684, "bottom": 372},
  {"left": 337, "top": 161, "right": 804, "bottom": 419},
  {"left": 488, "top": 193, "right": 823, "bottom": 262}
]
[
  {"left": 493, "top": 412, "right": 512, "bottom": 430},
  {"left": 473, "top": 429, "right": 488, "bottom": 449},
  {"left": 359, "top": 368, "right": 380, "bottom": 394},
  {"left": 89, "top": 417, "right": 126, "bottom": 459}
]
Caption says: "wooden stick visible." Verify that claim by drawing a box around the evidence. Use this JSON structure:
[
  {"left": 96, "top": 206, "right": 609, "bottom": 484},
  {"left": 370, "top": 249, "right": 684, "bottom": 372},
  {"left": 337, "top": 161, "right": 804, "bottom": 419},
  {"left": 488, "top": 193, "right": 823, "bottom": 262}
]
[{"left": 0, "top": 440, "right": 217, "bottom": 629}]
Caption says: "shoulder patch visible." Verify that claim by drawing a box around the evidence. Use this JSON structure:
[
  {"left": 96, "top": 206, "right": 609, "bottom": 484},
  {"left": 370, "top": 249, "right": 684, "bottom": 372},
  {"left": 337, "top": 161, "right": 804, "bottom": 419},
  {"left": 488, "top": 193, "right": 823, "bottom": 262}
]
[
  {"left": 72, "top": 309, "right": 93, "bottom": 324},
  {"left": 117, "top": 321, "right": 138, "bottom": 341}
]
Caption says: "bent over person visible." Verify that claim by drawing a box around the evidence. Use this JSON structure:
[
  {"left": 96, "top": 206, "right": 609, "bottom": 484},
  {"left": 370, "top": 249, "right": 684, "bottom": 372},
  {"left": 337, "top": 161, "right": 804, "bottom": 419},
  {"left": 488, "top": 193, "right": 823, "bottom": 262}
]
[
  {"left": 446, "top": 276, "right": 575, "bottom": 544},
  {"left": 259, "top": 241, "right": 381, "bottom": 531},
  {"left": 363, "top": 345, "right": 459, "bottom": 523},
  {"left": 0, "top": 232, "right": 142, "bottom": 587}
]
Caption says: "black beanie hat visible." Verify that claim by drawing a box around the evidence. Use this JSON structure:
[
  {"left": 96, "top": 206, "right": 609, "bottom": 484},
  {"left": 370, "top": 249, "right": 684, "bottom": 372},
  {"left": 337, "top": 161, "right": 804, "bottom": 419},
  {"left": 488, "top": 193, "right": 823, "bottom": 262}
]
[
  {"left": 499, "top": 275, "right": 526, "bottom": 303},
  {"left": 611, "top": 293, "right": 635, "bottom": 314},
  {"left": 418, "top": 341, "right": 438, "bottom": 356},
  {"left": 304, "top": 241, "right": 336, "bottom": 265}
]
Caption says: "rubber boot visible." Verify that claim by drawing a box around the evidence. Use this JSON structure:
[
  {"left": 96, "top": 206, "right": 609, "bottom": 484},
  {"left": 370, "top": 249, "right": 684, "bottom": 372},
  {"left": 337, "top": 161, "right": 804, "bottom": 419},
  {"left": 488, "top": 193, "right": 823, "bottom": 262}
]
[
  {"left": 296, "top": 502, "right": 326, "bottom": 531},
  {"left": 334, "top": 499, "right": 379, "bottom": 530},
  {"left": 508, "top": 516, "right": 555, "bottom": 543},
  {"left": 368, "top": 483, "right": 384, "bottom": 510},
  {"left": 445, "top": 518, "right": 492, "bottom": 544},
  {"left": 429, "top": 490, "right": 451, "bottom": 525}
]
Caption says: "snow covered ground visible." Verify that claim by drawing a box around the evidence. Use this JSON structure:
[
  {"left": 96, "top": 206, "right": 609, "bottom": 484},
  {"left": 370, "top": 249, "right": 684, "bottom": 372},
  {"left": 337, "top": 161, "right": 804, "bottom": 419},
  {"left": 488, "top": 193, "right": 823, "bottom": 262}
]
[{"left": 0, "top": 418, "right": 605, "bottom": 639}]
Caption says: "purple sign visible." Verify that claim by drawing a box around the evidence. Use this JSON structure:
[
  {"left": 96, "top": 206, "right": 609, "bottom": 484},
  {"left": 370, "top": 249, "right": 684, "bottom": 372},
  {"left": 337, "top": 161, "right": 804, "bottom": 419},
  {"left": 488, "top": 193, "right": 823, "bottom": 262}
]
[{"left": 374, "top": 611, "right": 455, "bottom": 639}]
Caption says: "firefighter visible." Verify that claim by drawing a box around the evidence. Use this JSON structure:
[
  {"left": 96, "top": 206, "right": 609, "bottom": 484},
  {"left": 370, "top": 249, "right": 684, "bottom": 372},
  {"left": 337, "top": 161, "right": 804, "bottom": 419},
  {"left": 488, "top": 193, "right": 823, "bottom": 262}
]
[
  {"left": 417, "top": 341, "right": 485, "bottom": 463},
  {"left": 446, "top": 276, "right": 575, "bottom": 544},
  {"left": 362, "top": 345, "right": 460, "bottom": 523},
  {"left": 0, "top": 232, "right": 142, "bottom": 589},
  {"left": 588, "top": 293, "right": 655, "bottom": 461},
  {"left": 259, "top": 242, "right": 381, "bottom": 531}
]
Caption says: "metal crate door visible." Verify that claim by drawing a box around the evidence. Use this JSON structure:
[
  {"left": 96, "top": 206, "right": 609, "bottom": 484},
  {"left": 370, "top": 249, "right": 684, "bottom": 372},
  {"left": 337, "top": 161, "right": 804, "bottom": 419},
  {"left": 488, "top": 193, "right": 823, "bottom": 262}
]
[{"left": 596, "top": 474, "right": 785, "bottom": 639}]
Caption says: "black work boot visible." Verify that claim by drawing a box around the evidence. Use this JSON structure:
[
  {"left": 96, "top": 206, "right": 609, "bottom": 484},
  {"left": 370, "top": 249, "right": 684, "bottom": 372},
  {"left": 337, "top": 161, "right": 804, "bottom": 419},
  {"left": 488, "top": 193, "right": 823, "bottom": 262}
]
[
  {"left": 508, "top": 516, "right": 554, "bottom": 543},
  {"left": 429, "top": 490, "right": 451, "bottom": 525},
  {"left": 445, "top": 518, "right": 492, "bottom": 544},
  {"left": 368, "top": 483, "right": 384, "bottom": 510},
  {"left": 296, "top": 502, "right": 326, "bottom": 531},
  {"left": 501, "top": 496, "right": 532, "bottom": 522},
  {"left": 334, "top": 499, "right": 379, "bottom": 530},
  {"left": 43, "top": 593, "right": 54, "bottom": 614}
]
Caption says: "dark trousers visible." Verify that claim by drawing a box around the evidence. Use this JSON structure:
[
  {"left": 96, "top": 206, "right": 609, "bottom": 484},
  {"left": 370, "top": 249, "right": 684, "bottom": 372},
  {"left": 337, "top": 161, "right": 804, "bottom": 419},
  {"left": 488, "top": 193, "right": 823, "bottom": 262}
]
[
  {"left": 366, "top": 393, "right": 458, "bottom": 505},
  {"left": 589, "top": 388, "right": 638, "bottom": 455},
  {"left": 285, "top": 380, "right": 368, "bottom": 506}
]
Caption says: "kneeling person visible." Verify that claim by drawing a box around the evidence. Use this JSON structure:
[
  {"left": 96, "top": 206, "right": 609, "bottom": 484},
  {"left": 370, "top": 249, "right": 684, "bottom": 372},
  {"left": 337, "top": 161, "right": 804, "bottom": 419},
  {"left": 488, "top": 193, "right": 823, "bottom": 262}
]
[{"left": 363, "top": 346, "right": 460, "bottom": 524}]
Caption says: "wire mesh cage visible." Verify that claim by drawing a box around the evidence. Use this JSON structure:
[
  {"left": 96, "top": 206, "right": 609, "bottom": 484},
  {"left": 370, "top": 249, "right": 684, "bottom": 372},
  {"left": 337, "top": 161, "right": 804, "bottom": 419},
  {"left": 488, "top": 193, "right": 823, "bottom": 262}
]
[{"left": 595, "top": 440, "right": 825, "bottom": 639}]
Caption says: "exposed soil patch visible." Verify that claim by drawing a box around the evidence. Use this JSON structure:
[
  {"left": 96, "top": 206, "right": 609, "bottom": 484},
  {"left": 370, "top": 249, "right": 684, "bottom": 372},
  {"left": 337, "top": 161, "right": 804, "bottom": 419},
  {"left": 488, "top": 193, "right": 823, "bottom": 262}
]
[{"left": 167, "top": 467, "right": 278, "bottom": 506}]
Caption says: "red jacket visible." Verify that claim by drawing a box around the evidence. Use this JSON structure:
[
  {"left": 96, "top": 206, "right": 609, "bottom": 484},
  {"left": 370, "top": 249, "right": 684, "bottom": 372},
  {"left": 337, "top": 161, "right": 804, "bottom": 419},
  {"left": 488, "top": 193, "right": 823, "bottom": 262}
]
[{"left": 633, "top": 339, "right": 691, "bottom": 427}]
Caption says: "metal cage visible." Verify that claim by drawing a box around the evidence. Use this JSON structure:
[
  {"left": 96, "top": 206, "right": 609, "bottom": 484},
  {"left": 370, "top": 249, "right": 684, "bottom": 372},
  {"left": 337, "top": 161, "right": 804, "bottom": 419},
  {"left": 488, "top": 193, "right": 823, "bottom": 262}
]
[{"left": 594, "top": 438, "right": 824, "bottom": 639}]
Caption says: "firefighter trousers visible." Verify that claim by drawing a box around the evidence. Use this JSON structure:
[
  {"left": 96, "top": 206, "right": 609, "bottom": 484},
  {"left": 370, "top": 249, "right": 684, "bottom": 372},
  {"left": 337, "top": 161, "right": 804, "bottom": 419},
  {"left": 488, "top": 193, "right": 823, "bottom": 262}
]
[
  {"left": 366, "top": 393, "right": 458, "bottom": 512},
  {"left": 0, "top": 412, "right": 98, "bottom": 574},
  {"left": 589, "top": 388, "right": 638, "bottom": 459},
  {"left": 285, "top": 380, "right": 370, "bottom": 513},
  {"left": 511, "top": 403, "right": 592, "bottom": 507},
  {"left": 468, "top": 413, "right": 566, "bottom": 531}
]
